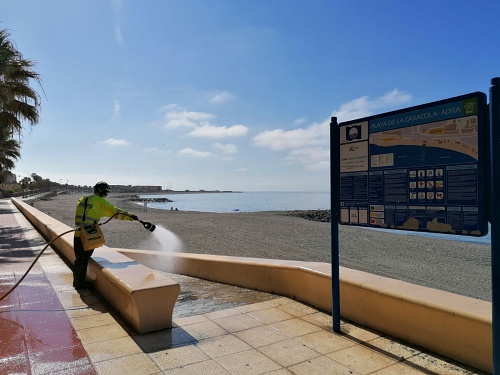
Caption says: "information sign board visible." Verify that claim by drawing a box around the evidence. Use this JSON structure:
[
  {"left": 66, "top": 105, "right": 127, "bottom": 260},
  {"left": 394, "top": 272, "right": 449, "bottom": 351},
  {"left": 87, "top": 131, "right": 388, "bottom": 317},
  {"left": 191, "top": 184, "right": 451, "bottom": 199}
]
[{"left": 337, "top": 92, "right": 488, "bottom": 236}]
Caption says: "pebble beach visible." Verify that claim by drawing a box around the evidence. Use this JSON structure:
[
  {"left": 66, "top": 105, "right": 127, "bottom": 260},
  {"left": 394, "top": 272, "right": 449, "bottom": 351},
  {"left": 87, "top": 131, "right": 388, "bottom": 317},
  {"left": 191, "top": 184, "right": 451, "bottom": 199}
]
[{"left": 30, "top": 192, "right": 492, "bottom": 302}]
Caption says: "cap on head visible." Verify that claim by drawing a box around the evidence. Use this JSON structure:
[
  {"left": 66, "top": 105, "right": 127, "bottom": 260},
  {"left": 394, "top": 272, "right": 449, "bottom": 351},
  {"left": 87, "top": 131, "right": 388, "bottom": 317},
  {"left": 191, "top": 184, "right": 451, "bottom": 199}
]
[{"left": 94, "top": 181, "right": 111, "bottom": 196}]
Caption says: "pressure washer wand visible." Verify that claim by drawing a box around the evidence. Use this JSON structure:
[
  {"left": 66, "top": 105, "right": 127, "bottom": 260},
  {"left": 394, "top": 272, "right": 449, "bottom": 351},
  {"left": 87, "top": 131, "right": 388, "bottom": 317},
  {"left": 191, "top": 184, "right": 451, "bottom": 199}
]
[
  {"left": 102, "top": 213, "right": 156, "bottom": 232},
  {"left": 138, "top": 220, "right": 156, "bottom": 232}
]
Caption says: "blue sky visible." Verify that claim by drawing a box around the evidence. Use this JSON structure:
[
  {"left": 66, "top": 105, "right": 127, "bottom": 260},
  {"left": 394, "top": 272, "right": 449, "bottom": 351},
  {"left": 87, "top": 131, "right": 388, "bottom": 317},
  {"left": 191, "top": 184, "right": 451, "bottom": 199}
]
[{"left": 2, "top": 0, "right": 500, "bottom": 191}]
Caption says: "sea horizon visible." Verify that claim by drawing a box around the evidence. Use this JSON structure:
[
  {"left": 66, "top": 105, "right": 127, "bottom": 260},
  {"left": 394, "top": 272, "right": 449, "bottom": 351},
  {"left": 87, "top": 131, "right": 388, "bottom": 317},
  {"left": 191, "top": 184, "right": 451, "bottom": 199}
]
[{"left": 138, "top": 191, "right": 330, "bottom": 213}]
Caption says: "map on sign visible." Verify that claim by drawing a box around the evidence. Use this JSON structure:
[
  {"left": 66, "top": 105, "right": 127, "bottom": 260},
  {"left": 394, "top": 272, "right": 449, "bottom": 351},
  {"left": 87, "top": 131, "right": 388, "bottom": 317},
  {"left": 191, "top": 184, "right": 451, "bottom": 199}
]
[
  {"left": 337, "top": 92, "right": 488, "bottom": 237},
  {"left": 370, "top": 116, "right": 478, "bottom": 169}
]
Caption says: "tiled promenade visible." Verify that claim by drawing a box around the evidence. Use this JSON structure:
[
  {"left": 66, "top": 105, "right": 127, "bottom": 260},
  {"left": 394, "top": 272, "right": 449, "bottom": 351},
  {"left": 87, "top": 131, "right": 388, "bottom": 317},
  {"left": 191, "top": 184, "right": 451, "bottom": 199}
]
[{"left": 0, "top": 198, "right": 487, "bottom": 374}]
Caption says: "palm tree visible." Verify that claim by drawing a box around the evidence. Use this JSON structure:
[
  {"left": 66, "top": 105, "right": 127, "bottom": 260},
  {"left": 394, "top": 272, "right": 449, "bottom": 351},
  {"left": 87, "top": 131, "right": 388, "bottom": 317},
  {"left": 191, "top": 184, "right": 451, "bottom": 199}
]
[
  {"left": 0, "top": 28, "right": 42, "bottom": 182},
  {"left": 0, "top": 126, "right": 21, "bottom": 183},
  {"left": 0, "top": 29, "right": 41, "bottom": 133}
]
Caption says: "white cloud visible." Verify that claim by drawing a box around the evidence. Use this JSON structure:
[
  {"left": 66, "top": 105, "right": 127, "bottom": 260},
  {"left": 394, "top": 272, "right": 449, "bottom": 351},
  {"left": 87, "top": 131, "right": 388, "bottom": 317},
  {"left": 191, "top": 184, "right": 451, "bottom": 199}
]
[
  {"left": 143, "top": 147, "right": 166, "bottom": 153},
  {"left": 236, "top": 168, "right": 247, "bottom": 172},
  {"left": 160, "top": 103, "right": 179, "bottom": 111},
  {"left": 104, "top": 138, "right": 129, "bottom": 146},
  {"left": 252, "top": 121, "right": 328, "bottom": 150},
  {"left": 213, "top": 143, "right": 237, "bottom": 154},
  {"left": 188, "top": 124, "right": 248, "bottom": 138},
  {"left": 292, "top": 117, "right": 307, "bottom": 126},
  {"left": 113, "top": 100, "right": 121, "bottom": 118},
  {"left": 333, "top": 89, "right": 412, "bottom": 123},
  {"left": 211, "top": 91, "right": 235, "bottom": 104},
  {"left": 111, "top": 0, "right": 125, "bottom": 45},
  {"left": 160, "top": 106, "right": 249, "bottom": 140},
  {"left": 164, "top": 110, "right": 215, "bottom": 129},
  {"left": 178, "top": 148, "right": 212, "bottom": 158}
]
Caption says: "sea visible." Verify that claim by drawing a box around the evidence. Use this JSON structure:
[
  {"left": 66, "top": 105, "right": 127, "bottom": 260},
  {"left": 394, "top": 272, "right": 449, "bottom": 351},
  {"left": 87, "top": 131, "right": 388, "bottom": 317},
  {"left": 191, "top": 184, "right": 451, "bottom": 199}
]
[{"left": 138, "top": 191, "right": 491, "bottom": 246}]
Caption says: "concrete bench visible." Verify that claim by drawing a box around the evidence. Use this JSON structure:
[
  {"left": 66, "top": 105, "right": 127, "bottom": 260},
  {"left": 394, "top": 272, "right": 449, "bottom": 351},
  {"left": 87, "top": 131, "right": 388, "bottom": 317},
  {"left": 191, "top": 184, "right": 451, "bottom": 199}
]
[
  {"left": 120, "top": 248, "right": 492, "bottom": 373},
  {"left": 11, "top": 198, "right": 180, "bottom": 333}
]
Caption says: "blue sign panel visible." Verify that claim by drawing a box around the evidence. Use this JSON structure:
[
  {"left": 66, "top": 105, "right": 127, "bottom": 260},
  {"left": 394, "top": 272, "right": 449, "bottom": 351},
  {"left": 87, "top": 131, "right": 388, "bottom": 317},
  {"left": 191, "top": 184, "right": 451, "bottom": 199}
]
[{"left": 337, "top": 92, "right": 488, "bottom": 236}]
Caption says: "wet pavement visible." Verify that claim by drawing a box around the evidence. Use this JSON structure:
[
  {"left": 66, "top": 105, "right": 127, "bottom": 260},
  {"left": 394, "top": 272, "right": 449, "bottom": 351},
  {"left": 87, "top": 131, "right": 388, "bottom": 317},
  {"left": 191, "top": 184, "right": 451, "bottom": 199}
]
[{"left": 0, "top": 198, "right": 489, "bottom": 374}]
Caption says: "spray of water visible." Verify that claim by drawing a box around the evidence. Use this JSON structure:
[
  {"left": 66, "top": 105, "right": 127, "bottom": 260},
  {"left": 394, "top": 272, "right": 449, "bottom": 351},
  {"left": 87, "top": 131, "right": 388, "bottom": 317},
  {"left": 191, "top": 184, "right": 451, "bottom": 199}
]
[
  {"left": 135, "top": 224, "right": 183, "bottom": 273},
  {"left": 151, "top": 225, "right": 183, "bottom": 253}
]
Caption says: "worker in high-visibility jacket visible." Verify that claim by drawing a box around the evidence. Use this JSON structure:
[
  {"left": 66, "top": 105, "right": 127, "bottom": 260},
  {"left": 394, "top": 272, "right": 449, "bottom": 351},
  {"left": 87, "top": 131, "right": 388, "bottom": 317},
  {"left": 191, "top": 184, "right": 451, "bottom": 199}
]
[{"left": 73, "top": 181, "right": 138, "bottom": 289}]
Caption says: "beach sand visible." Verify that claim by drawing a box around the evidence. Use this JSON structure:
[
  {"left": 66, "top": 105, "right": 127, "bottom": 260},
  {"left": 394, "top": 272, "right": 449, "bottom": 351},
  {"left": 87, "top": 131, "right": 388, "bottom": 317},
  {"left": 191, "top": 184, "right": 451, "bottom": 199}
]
[{"left": 31, "top": 192, "right": 491, "bottom": 301}]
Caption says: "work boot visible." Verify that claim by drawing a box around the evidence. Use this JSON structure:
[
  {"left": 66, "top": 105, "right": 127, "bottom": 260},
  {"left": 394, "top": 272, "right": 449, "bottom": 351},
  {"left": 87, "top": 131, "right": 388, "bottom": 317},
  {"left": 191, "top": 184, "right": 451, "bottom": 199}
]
[
  {"left": 73, "top": 258, "right": 90, "bottom": 289},
  {"left": 73, "top": 281, "right": 93, "bottom": 289}
]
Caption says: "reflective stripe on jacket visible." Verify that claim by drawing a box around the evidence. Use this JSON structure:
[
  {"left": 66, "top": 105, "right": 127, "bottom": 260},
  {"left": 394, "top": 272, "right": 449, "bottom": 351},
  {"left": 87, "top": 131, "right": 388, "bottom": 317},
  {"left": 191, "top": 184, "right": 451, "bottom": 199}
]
[{"left": 74, "top": 194, "right": 134, "bottom": 237}]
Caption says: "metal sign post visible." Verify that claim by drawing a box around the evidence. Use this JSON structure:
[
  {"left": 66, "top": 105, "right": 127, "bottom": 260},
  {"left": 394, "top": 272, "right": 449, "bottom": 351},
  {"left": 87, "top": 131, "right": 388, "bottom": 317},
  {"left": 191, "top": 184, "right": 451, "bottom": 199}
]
[
  {"left": 330, "top": 116, "right": 341, "bottom": 333},
  {"left": 490, "top": 77, "right": 500, "bottom": 374}
]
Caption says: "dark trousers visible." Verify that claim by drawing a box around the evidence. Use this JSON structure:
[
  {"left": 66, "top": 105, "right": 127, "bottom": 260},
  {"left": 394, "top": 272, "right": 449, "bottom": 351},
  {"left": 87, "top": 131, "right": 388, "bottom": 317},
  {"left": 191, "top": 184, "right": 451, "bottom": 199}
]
[{"left": 73, "top": 236, "right": 94, "bottom": 286}]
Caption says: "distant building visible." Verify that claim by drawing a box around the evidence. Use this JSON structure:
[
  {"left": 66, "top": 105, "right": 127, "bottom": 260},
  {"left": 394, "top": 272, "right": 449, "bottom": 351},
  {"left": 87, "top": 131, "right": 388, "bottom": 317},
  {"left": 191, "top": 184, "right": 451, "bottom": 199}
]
[{"left": 109, "top": 185, "right": 162, "bottom": 193}]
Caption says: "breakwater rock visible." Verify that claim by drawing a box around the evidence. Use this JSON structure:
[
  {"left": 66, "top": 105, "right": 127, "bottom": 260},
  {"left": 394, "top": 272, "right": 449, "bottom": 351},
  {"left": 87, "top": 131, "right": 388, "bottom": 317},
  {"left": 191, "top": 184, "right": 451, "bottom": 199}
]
[
  {"left": 119, "top": 195, "right": 173, "bottom": 203},
  {"left": 286, "top": 209, "right": 331, "bottom": 223}
]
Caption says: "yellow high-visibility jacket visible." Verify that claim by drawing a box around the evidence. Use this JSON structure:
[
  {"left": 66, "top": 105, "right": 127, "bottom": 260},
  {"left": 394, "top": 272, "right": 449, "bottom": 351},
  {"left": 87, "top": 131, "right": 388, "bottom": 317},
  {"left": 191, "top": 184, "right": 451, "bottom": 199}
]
[{"left": 74, "top": 194, "right": 134, "bottom": 237}]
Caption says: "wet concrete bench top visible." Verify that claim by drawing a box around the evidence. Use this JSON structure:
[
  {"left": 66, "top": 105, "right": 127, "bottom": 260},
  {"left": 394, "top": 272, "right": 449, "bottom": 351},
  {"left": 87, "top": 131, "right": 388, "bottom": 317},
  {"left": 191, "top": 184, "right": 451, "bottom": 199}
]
[
  {"left": 89, "top": 248, "right": 180, "bottom": 333},
  {"left": 11, "top": 197, "right": 181, "bottom": 333}
]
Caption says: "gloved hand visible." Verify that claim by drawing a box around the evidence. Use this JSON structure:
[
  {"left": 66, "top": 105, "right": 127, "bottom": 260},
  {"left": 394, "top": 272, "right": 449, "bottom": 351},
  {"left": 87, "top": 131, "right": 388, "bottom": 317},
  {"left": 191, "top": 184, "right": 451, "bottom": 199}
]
[{"left": 131, "top": 215, "right": 139, "bottom": 221}]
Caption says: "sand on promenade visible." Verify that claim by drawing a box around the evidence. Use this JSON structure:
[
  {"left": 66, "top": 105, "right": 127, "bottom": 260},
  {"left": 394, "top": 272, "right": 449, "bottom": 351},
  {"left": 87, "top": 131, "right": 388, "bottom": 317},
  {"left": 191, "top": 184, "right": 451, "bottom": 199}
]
[{"left": 29, "top": 192, "right": 491, "bottom": 302}]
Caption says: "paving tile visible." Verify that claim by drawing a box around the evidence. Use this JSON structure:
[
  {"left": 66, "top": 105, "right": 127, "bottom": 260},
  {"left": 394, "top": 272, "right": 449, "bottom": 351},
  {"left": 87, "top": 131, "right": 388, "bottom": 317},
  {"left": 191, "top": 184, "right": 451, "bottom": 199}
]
[
  {"left": 84, "top": 336, "right": 142, "bottom": 362},
  {"left": 29, "top": 346, "right": 92, "bottom": 375},
  {"left": 269, "top": 317, "right": 322, "bottom": 337},
  {"left": 50, "top": 362, "right": 98, "bottom": 375},
  {"left": 196, "top": 334, "right": 252, "bottom": 358},
  {"left": 371, "top": 362, "right": 429, "bottom": 374},
  {"left": 93, "top": 353, "right": 161, "bottom": 375},
  {"left": 341, "top": 322, "right": 382, "bottom": 342},
  {"left": 259, "top": 338, "right": 321, "bottom": 367},
  {"left": 262, "top": 369, "right": 295, "bottom": 375},
  {"left": 327, "top": 344, "right": 399, "bottom": 374},
  {"left": 234, "top": 325, "right": 290, "bottom": 348},
  {"left": 173, "top": 314, "right": 209, "bottom": 327},
  {"left": 71, "top": 312, "right": 118, "bottom": 330},
  {"left": 161, "top": 359, "right": 231, "bottom": 375},
  {"left": 288, "top": 355, "right": 359, "bottom": 375},
  {"left": 0, "top": 352, "right": 30, "bottom": 375},
  {"left": 181, "top": 320, "right": 229, "bottom": 340},
  {"left": 149, "top": 344, "right": 210, "bottom": 370},
  {"left": 246, "top": 307, "right": 294, "bottom": 324},
  {"left": 75, "top": 323, "right": 129, "bottom": 344},
  {"left": 295, "top": 330, "right": 356, "bottom": 354},
  {"left": 25, "top": 329, "right": 83, "bottom": 356},
  {"left": 300, "top": 311, "right": 334, "bottom": 331},
  {"left": 237, "top": 301, "right": 275, "bottom": 313},
  {"left": 402, "top": 352, "right": 482, "bottom": 375},
  {"left": 215, "top": 348, "right": 282, "bottom": 375},
  {"left": 212, "top": 313, "right": 263, "bottom": 333},
  {"left": 204, "top": 307, "right": 242, "bottom": 320},
  {"left": 366, "top": 336, "right": 422, "bottom": 361},
  {"left": 261, "top": 297, "right": 292, "bottom": 308},
  {"left": 132, "top": 327, "right": 194, "bottom": 352},
  {"left": 276, "top": 300, "right": 318, "bottom": 317},
  {"left": 64, "top": 303, "right": 108, "bottom": 319}
]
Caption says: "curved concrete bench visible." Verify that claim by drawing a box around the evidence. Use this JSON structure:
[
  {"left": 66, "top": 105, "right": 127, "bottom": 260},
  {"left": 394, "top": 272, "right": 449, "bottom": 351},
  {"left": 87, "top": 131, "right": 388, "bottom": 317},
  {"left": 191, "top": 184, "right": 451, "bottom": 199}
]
[
  {"left": 11, "top": 198, "right": 180, "bottom": 333},
  {"left": 119, "top": 248, "right": 492, "bottom": 374}
]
